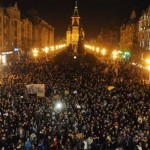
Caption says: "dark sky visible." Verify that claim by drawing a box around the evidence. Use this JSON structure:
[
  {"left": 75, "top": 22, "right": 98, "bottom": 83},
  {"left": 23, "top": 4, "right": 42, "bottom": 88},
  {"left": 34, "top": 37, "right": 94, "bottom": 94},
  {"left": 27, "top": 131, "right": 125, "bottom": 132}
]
[{"left": 1, "top": 0, "right": 150, "bottom": 40}]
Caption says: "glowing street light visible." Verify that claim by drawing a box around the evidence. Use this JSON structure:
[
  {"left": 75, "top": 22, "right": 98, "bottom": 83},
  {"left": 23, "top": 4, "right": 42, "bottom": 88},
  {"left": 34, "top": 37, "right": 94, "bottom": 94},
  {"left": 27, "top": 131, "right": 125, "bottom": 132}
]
[
  {"left": 147, "top": 65, "right": 150, "bottom": 81},
  {"left": 50, "top": 46, "right": 55, "bottom": 51},
  {"left": 43, "top": 47, "right": 49, "bottom": 60},
  {"left": 101, "top": 48, "right": 106, "bottom": 56},
  {"left": 113, "top": 55, "right": 117, "bottom": 59},
  {"left": 96, "top": 47, "right": 100, "bottom": 53},
  {"left": 32, "top": 48, "right": 38, "bottom": 61},
  {"left": 147, "top": 65, "right": 150, "bottom": 71},
  {"left": 145, "top": 59, "right": 150, "bottom": 81},
  {"left": 146, "top": 59, "right": 150, "bottom": 64},
  {"left": 112, "top": 50, "right": 118, "bottom": 59},
  {"left": 92, "top": 46, "right": 95, "bottom": 51}
]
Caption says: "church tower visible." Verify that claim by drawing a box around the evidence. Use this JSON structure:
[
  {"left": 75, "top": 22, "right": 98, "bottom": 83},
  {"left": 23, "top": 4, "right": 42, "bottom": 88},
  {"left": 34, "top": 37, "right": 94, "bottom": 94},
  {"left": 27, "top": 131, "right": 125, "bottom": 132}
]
[
  {"left": 66, "top": 25, "right": 71, "bottom": 46},
  {"left": 66, "top": 1, "right": 84, "bottom": 46}
]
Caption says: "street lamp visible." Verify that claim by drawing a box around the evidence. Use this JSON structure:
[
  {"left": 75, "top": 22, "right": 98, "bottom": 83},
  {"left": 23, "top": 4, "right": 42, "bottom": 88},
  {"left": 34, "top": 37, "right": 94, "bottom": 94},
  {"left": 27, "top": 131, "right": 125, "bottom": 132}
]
[
  {"left": 101, "top": 48, "right": 106, "bottom": 56},
  {"left": 112, "top": 50, "right": 119, "bottom": 76},
  {"left": 50, "top": 46, "right": 54, "bottom": 51},
  {"left": 44, "top": 47, "right": 49, "bottom": 60},
  {"left": 112, "top": 50, "right": 118, "bottom": 59},
  {"left": 145, "top": 59, "right": 150, "bottom": 82},
  {"left": 146, "top": 59, "right": 150, "bottom": 64},
  {"left": 147, "top": 65, "right": 150, "bottom": 82},
  {"left": 96, "top": 47, "right": 100, "bottom": 53},
  {"left": 32, "top": 48, "right": 38, "bottom": 62}
]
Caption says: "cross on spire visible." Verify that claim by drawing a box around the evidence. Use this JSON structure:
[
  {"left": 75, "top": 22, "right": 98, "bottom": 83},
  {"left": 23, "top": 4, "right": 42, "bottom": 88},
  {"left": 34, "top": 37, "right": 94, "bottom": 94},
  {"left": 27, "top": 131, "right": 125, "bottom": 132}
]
[{"left": 73, "top": 1, "right": 79, "bottom": 17}]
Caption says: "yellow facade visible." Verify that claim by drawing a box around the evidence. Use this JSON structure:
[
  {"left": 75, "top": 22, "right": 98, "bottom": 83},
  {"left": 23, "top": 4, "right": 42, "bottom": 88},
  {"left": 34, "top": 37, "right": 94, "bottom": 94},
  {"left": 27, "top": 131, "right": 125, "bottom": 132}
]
[
  {"left": 0, "top": 7, "right": 4, "bottom": 49},
  {"left": 120, "top": 10, "right": 138, "bottom": 51},
  {"left": 0, "top": 3, "right": 21, "bottom": 51},
  {"left": 138, "top": 5, "right": 150, "bottom": 50},
  {"left": 21, "top": 18, "right": 33, "bottom": 51},
  {"left": 0, "top": 3, "right": 54, "bottom": 54},
  {"left": 32, "top": 20, "right": 54, "bottom": 49}
]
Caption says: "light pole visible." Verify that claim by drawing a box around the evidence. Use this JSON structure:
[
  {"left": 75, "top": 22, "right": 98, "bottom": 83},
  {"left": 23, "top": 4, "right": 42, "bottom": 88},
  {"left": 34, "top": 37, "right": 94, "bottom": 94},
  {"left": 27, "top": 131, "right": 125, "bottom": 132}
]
[
  {"left": 146, "top": 59, "right": 150, "bottom": 82},
  {"left": 147, "top": 66, "right": 150, "bottom": 82},
  {"left": 112, "top": 50, "right": 119, "bottom": 76},
  {"left": 101, "top": 48, "right": 106, "bottom": 62},
  {"left": 101, "top": 48, "right": 106, "bottom": 55},
  {"left": 44, "top": 47, "right": 49, "bottom": 60},
  {"left": 32, "top": 48, "right": 38, "bottom": 62}
]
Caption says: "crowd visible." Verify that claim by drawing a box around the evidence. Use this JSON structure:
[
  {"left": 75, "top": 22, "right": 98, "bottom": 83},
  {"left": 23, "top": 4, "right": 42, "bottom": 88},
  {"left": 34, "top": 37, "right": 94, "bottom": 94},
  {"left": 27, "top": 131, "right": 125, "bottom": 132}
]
[{"left": 0, "top": 50, "right": 149, "bottom": 150}]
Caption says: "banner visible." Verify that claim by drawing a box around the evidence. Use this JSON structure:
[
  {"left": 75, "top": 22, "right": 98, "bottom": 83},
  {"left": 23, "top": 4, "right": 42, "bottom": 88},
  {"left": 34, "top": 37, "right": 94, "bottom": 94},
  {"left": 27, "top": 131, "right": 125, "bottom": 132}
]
[
  {"left": 76, "top": 133, "right": 83, "bottom": 138},
  {"left": 26, "top": 84, "right": 45, "bottom": 96},
  {"left": 64, "top": 90, "right": 69, "bottom": 95}
]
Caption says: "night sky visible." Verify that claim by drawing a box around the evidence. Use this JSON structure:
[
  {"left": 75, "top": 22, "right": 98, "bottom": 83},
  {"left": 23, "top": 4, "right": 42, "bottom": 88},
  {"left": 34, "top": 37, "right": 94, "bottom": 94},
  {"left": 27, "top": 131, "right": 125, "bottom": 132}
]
[{"left": 1, "top": 0, "right": 150, "bottom": 40}]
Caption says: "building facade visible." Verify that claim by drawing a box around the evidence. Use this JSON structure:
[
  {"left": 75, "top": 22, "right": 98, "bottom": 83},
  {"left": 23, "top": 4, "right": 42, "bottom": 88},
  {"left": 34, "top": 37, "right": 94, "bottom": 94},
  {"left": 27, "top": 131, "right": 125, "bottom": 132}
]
[
  {"left": 0, "top": 2, "right": 54, "bottom": 64},
  {"left": 138, "top": 5, "right": 150, "bottom": 51},
  {"left": 0, "top": 3, "right": 21, "bottom": 52},
  {"left": 66, "top": 1, "right": 84, "bottom": 46},
  {"left": 120, "top": 10, "right": 138, "bottom": 52},
  {"left": 21, "top": 18, "right": 33, "bottom": 52},
  {"left": 33, "top": 19, "right": 54, "bottom": 49},
  {"left": 97, "top": 26, "right": 119, "bottom": 50},
  {"left": 0, "top": 3, "right": 21, "bottom": 64}
]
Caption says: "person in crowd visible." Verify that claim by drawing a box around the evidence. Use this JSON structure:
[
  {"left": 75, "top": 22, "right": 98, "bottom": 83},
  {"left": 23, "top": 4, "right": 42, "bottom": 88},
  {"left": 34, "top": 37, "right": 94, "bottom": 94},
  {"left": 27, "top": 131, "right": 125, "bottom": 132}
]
[
  {"left": 25, "top": 138, "right": 32, "bottom": 150},
  {"left": 0, "top": 51, "right": 149, "bottom": 150}
]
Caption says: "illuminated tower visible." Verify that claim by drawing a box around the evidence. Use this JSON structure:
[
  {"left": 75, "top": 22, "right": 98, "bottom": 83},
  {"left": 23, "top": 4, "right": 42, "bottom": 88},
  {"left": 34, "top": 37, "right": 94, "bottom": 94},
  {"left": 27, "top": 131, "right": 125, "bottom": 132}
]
[
  {"left": 66, "top": 1, "right": 84, "bottom": 46},
  {"left": 66, "top": 25, "right": 71, "bottom": 46}
]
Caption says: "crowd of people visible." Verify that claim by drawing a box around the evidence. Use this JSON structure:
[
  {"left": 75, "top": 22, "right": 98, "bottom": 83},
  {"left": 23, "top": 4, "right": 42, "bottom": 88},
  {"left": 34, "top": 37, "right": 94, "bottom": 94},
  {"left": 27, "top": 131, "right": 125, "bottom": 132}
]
[{"left": 0, "top": 50, "right": 149, "bottom": 150}]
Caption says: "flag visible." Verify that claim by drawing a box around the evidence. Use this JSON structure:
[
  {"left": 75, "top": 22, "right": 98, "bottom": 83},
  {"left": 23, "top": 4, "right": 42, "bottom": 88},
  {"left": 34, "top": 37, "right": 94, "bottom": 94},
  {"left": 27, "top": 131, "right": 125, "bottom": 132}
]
[
  {"left": 107, "top": 86, "right": 115, "bottom": 91},
  {"left": 26, "top": 84, "right": 45, "bottom": 96}
]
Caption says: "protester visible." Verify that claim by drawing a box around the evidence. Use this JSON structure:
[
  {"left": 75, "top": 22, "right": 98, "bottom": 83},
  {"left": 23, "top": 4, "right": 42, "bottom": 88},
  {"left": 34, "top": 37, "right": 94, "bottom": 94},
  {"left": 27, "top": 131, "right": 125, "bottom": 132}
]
[{"left": 0, "top": 50, "right": 149, "bottom": 150}]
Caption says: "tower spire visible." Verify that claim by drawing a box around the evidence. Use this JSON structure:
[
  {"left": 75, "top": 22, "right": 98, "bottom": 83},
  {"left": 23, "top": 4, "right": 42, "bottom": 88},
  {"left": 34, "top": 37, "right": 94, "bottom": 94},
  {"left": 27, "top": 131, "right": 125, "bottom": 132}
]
[
  {"left": 73, "top": 1, "right": 79, "bottom": 17},
  {"left": 130, "top": 9, "right": 136, "bottom": 20}
]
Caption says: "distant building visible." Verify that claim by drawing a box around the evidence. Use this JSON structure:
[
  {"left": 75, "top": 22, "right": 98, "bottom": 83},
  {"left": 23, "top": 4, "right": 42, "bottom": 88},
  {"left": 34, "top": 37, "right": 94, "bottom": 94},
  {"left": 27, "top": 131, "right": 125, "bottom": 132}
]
[
  {"left": 22, "top": 9, "right": 54, "bottom": 51},
  {"left": 21, "top": 18, "right": 33, "bottom": 52},
  {"left": 0, "top": 2, "right": 54, "bottom": 64},
  {"left": 0, "top": 3, "right": 21, "bottom": 64},
  {"left": 32, "top": 19, "right": 54, "bottom": 49},
  {"left": 0, "top": 3, "right": 21, "bottom": 52},
  {"left": 66, "top": 1, "right": 85, "bottom": 47},
  {"left": 97, "top": 26, "right": 119, "bottom": 50},
  {"left": 138, "top": 5, "right": 150, "bottom": 51},
  {"left": 120, "top": 10, "right": 138, "bottom": 52}
]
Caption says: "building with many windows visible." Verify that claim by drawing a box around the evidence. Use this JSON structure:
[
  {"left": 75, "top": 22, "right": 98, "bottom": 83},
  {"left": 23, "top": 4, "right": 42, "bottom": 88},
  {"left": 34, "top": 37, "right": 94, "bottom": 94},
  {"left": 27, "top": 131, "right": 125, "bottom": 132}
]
[
  {"left": 32, "top": 19, "right": 54, "bottom": 49},
  {"left": 138, "top": 5, "right": 150, "bottom": 51},
  {"left": 120, "top": 10, "right": 138, "bottom": 52},
  {"left": 0, "top": 2, "right": 54, "bottom": 64},
  {"left": 0, "top": 3, "right": 21, "bottom": 52},
  {"left": 0, "top": 3, "right": 21, "bottom": 64},
  {"left": 21, "top": 18, "right": 33, "bottom": 52}
]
